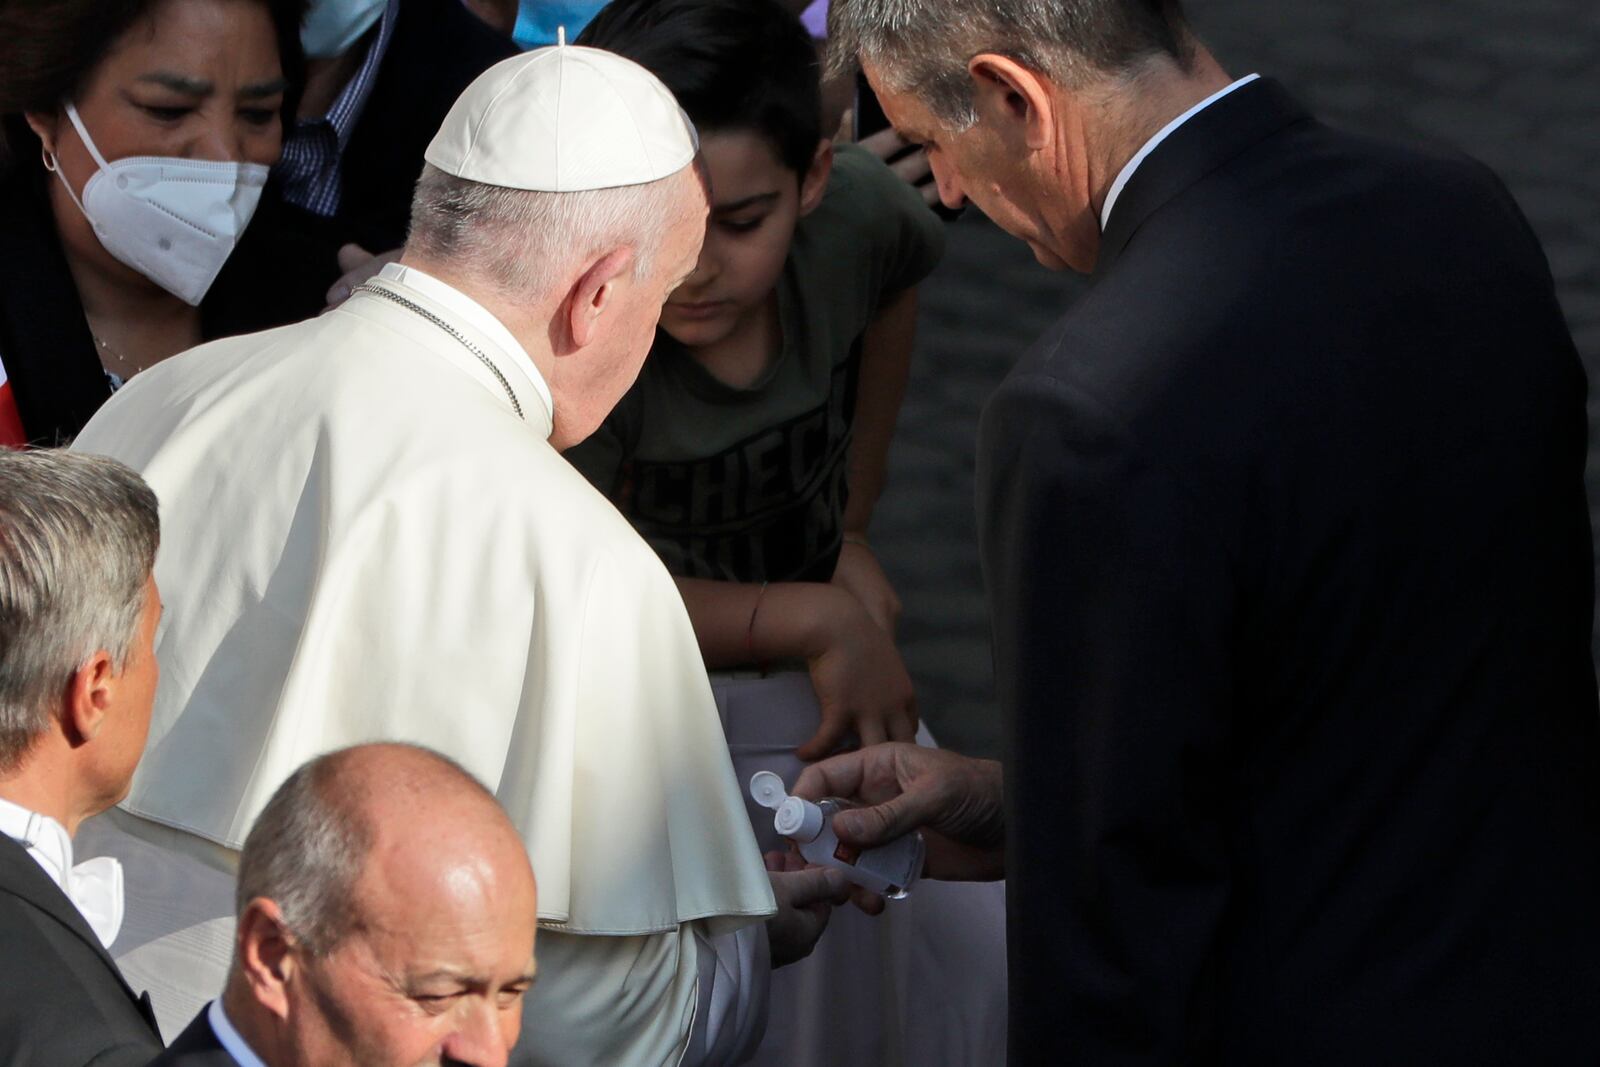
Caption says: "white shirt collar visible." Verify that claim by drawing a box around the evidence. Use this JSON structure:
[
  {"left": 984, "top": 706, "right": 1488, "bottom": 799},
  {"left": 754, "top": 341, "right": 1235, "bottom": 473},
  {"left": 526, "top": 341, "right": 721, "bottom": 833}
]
[
  {"left": 1100, "top": 73, "right": 1261, "bottom": 232},
  {"left": 377, "top": 262, "right": 556, "bottom": 424},
  {"left": 210, "top": 999, "right": 271, "bottom": 1067},
  {"left": 0, "top": 796, "right": 123, "bottom": 947}
]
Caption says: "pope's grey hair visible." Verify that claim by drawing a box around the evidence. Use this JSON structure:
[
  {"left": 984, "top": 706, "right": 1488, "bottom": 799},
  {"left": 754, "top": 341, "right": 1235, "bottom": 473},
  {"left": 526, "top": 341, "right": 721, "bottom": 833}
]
[
  {"left": 826, "top": 0, "right": 1193, "bottom": 128},
  {"left": 0, "top": 449, "right": 158, "bottom": 772},
  {"left": 234, "top": 743, "right": 496, "bottom": 958},
  {"left": 406, "top": 164, "right": 696, "bottom": 298}
]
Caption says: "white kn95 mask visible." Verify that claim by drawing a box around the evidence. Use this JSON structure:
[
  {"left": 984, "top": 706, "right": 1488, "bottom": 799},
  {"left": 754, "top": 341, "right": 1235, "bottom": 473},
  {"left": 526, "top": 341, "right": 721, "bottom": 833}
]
[{"left": 45, "top": 102, "right": 268, "bottom": 306}]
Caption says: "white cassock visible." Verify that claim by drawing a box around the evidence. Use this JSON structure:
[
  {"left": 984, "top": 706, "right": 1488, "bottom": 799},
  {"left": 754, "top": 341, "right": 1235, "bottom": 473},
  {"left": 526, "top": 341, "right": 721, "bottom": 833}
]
[{"left": 71, "top": 263, "right": 777, "bottom": 1066}]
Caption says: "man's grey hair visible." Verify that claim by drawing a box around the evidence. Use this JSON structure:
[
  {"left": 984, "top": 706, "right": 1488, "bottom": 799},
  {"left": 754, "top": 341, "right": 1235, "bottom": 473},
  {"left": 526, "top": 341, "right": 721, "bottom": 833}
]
[
  {"left": 406, "top": 164, "right": 696, "bottom": 297},
  {"left": 0, "top": 450, "right": 158, "bottom": 772},
  {"left": 827, "top": 0, "right": 1194, "bottom": 128},
  {"left": 235, "top": 743, "right": 496, "bottom": 957}
]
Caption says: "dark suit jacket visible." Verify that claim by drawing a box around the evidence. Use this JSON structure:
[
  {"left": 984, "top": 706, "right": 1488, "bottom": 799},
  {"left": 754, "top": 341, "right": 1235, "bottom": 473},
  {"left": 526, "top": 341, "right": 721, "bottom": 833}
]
[
  {"left": 0, "top": 833, "right": 163, "bottom": 1066},
  {"left": 978, "top": 78, "right": 1600, "bottom": 1065},
  {"left": 144, "top": 1007, "right": 236, "bottom": 1066},
  {"left": 248, "top": 0, "right": 516, "bottom": 325}
]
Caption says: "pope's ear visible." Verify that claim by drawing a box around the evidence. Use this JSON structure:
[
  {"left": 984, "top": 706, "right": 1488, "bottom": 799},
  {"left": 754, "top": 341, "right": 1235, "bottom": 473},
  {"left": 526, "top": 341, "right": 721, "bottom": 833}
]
[{"left": 565, "top": 247, "right": 636, "bottom": 351}]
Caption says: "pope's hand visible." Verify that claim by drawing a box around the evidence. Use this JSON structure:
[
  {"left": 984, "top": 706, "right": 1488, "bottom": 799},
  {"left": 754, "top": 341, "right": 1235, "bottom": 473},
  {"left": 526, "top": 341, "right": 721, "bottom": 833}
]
[
  {"left": 765, "top": 865, "right": 851, "bottom": 968},
  {"left": 795, "top": 743, "right": 1006, "bottom": 883},
  {"left": 325, "top": 244, "right": 403, "bottom": 307}
]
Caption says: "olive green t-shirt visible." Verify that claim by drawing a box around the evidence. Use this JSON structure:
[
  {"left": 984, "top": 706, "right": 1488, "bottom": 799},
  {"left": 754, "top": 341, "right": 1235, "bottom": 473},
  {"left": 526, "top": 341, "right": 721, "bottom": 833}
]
[{"left": 566, "top": 144, "right": 945, "bottom": 583}]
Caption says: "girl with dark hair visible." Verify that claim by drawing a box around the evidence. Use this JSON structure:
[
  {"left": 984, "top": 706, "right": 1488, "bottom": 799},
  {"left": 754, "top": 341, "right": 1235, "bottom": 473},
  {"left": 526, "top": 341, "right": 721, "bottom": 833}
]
[{"left": 0, "top": 0, "right": 306, "bottom": 446}]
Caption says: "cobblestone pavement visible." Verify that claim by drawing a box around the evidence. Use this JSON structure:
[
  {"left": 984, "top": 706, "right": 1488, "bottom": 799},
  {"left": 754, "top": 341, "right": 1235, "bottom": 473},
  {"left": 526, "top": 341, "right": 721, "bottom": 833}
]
[{"left": 885, "top": 0, "right": 1600, "bottom": 759}]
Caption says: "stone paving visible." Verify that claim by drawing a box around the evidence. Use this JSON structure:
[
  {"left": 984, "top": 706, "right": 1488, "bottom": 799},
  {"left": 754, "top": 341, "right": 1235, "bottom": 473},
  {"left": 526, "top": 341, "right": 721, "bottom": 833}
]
[{"left": 884, "top": 0, "right": 1600, "bottom": 759}]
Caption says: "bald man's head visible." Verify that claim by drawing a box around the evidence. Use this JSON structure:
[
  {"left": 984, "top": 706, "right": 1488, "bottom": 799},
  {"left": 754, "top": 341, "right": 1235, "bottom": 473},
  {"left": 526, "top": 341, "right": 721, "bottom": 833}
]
[{"left": 227, "top": 744, "right": 539, "bottom": 1067}]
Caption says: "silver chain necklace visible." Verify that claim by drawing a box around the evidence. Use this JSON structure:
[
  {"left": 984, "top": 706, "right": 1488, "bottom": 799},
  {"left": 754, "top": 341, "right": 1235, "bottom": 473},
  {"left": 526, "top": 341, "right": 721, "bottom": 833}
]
[{"left": 354, "top": 282, "right": 525, "bottom": 421}]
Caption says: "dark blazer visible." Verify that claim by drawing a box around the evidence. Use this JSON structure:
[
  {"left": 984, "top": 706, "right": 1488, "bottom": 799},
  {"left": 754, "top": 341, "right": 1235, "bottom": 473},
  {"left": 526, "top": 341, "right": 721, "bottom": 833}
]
[
  {"left": 252, "top": 0, "right": 517, "bottom": 324},
  {"left": 145, "top": 1007, "right": 236, "bottom": 1066},
  {"left": 0, "top": 833, "right": 163, "bottom": 1066},
  {"left": 978, "top": 78, "right": 1600, "bottom": 1065}
]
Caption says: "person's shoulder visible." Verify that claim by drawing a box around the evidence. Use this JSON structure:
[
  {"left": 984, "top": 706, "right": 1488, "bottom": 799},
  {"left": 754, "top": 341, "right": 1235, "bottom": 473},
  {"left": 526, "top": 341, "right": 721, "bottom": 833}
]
[
  {"left": 792, "top": 144, "right": 945, "bottom": 302},
  {"left": 812, "top": 143, "right": 942, "bottom": 248}
]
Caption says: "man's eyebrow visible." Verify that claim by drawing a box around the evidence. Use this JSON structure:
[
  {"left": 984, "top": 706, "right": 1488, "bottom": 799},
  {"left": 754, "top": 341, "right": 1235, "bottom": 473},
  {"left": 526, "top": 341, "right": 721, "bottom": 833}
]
[
  {"left": 136, "top": 72, "right": 214, "bottom": 95},
  {"left": 406, "top": 966, "right": 540, "bottom": 987},
  {"left": 240, "top": 78, "right": 291, "bottom": 100},
  {"left": 713, "top": 191, "right": 781, "bottom": 213}
]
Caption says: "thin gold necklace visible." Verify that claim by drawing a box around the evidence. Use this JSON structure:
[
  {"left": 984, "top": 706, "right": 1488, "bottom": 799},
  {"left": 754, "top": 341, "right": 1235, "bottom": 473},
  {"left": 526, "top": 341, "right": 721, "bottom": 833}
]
[{"left": 91, "top": 332, "right": 146, "bottom": 379}]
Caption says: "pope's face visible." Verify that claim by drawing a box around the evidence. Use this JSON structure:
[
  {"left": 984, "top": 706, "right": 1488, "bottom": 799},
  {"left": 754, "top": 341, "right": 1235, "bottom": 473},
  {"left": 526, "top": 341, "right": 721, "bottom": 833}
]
[{"left": 548, "top": 170, "right": 708, "bottom": 450}]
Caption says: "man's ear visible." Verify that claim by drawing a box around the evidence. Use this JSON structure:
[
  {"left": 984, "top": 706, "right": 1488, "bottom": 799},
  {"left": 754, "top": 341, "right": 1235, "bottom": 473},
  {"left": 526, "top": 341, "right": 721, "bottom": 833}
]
[
  {"left": 63, "top": 651, "right": 114, "bottom": 747},
  {"left": 798, "top": 138, "right": 834, "bottom": 217},
  {"left": 564, "top": 247, "right": 636, "bottom": 351},
  {"left": 967, "top": 53, "right": 1056, "bottom": 151},
  {"left": 237, "top": 898, "right": 298, "bottom": 1021}
]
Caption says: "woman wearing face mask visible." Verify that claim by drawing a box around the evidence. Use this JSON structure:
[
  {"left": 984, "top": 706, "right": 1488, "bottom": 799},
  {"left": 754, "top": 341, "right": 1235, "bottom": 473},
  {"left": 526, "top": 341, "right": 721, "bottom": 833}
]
[{"left": 0, "top": 0, "right": 306, "bottom": 446}]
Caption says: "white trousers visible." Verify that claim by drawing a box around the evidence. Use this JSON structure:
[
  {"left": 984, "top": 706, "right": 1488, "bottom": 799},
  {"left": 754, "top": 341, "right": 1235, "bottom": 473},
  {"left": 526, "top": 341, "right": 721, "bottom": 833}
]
[{"left": 714, "top": 672, "right": 1009, "bottom": 1067}]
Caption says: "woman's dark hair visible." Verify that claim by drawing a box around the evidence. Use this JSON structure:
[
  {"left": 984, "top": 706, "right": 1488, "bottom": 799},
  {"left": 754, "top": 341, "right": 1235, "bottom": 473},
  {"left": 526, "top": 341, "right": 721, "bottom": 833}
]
[
  {"left": 577, "top": 0, "right": 822, "bottom": 177},
  {"left": 0, "top": 0, "right": 307, "bottom": 167}
]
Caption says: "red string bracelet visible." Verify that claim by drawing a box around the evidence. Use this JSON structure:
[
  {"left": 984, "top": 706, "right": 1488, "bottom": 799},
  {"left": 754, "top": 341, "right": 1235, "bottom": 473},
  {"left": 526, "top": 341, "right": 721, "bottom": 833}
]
[{"left": 746, "top": 581, "right": 770, "bottom": 676}]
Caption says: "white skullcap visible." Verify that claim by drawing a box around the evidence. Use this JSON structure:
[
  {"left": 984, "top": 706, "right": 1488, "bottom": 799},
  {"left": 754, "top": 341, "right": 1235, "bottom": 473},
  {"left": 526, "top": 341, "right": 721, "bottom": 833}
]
[{"left": 424, "top": 39, "right": 699, "bottom": 193}]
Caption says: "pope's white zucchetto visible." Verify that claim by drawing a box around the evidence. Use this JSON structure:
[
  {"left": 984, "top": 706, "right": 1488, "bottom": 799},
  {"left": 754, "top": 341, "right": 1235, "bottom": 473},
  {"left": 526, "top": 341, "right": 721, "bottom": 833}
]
[{"left": 424, "top": 42, "right": 700, "bottom": 193}]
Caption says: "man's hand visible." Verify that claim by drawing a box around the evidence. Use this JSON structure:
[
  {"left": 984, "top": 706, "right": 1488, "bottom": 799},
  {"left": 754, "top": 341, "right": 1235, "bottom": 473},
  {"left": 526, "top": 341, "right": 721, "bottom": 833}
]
[
  {"left": 831, "top": 538, "right": 902, "bottom": 635},
  {"left": 795, "top": 743, "right": 1005, "bottom": 882},
  {"left": 797, "top": 586, "right": 918, "bottom": 760},
  {"left": 765, "top": 866, "right": 851, "bottom": 968},
  {"left": 325, "top": 243, "right": 403, "bottom": 307}
]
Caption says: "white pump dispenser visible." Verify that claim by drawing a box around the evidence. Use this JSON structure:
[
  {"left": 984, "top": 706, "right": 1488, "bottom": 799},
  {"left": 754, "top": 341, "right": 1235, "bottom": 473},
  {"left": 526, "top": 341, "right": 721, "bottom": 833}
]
[{"left": 750, "top": 771, "right": 924, "bottom": 899}]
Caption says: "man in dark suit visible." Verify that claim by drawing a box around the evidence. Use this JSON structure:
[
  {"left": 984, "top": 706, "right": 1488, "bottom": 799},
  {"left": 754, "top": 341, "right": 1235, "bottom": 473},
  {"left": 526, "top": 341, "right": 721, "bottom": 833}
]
[
  {"left": 0, "top": 449, "right": 164, "bottom": 1066},
  {"left": 803, "top": 1, "right": 1600, "bottom": 1064},
  {"left": 149, "top": 743, "right": 538, "bottom": 1067}
]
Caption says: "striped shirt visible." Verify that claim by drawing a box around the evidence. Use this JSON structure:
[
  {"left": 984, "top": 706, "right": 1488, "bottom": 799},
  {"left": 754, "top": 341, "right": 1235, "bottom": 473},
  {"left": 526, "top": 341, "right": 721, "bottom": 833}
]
[{"left": 275, "top": 0, "right": 399, "bottom": 218}]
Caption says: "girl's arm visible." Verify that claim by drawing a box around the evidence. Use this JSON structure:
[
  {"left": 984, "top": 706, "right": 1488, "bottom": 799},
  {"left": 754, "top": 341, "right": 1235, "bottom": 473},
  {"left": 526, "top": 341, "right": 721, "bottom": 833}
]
[
  {"left": 834, "top": 286, "right": 917, "bottom": 633},
  {"left": 676, "top": 576, "right": 918, "bottom": 758}
]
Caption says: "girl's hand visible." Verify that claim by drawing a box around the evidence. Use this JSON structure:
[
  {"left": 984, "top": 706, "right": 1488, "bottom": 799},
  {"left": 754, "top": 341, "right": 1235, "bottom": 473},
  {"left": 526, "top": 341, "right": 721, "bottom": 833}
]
[{"left": 797, "top": 586, "right": 918, "bottom": 760}]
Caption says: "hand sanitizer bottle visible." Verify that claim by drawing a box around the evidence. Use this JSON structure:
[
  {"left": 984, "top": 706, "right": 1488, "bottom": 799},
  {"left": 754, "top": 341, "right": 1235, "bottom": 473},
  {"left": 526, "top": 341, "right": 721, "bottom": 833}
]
[{"left": 749, "top": 771, "right": 924, "bottom": 899}]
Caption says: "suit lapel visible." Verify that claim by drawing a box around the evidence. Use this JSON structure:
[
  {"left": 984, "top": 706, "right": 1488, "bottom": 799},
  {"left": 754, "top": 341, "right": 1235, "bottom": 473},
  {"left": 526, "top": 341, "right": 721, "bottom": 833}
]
[
  {"left": 164, "top": 1007, "right": 235, "bottom": 1063},
  {"left": 0, "top": 832, "right": 155, "bottom": 1031},
  {"left": 1095, "top": 78, "right": 1312, "bottom": 276}
]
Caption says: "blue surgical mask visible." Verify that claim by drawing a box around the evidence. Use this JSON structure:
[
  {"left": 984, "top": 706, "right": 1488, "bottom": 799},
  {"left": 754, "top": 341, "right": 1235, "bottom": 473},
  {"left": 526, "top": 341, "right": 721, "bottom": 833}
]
[
  {"left": 301, "top": 0, "right": 388, "bottom": 60},
  {"left": 511, "top": 0, "right": 610, "bottom": 50}
]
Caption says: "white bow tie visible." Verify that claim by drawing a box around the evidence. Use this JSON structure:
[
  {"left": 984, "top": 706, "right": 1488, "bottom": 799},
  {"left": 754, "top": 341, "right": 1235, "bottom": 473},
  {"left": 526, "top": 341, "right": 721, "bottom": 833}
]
[
  {"left": 64, "top": 853, "right": 125, "bottom": 949},
  {"left": 5, "top": 810, "right": 125, "bottom": 948}
]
